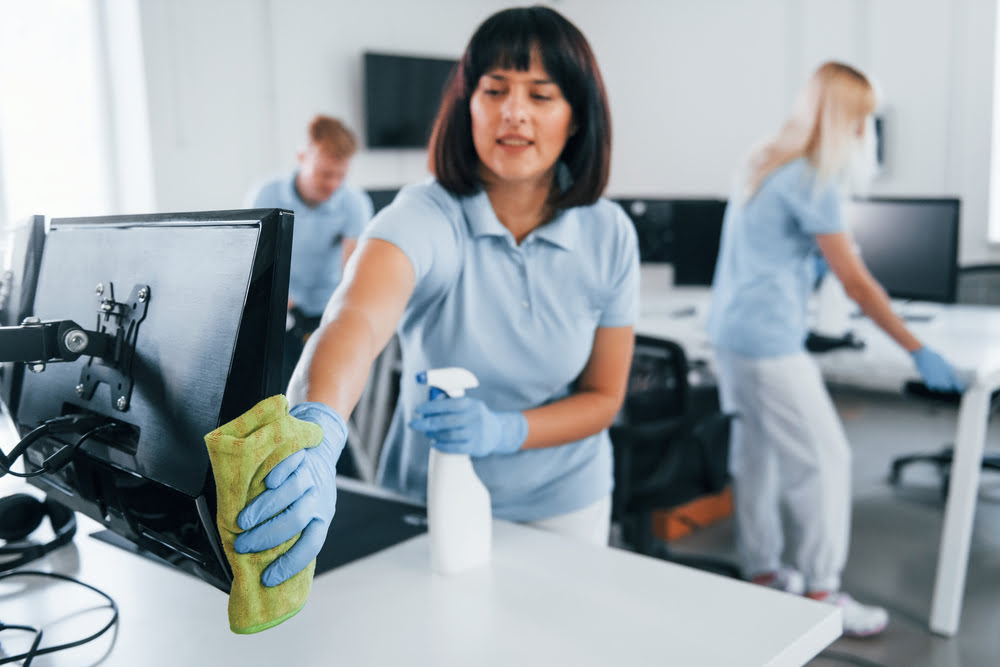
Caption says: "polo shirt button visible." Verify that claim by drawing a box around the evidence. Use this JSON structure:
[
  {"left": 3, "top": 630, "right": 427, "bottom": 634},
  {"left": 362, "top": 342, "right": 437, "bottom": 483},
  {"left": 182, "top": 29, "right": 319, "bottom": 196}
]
[{"left": 521, "top": 301, "right": 529, "bottom": 309}]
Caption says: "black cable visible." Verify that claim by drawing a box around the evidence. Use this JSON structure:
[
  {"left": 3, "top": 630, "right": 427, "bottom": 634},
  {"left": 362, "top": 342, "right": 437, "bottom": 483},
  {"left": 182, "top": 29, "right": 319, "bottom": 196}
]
[
  {"left": 24, "top": 628, "right": 42, "bottom": 667},
  {"left": 0, "top": 422, "right": 51, "bottom": 474},
  {"left": 0, "top": 570, "right": 118, "bottom": 665},
  {"left": 0, "top": 623, "right": 42, "bottom": 667},
  {"left": 0, "top": 416, "right": 116, "bottom": 479},
  {"left": 29, "top": 422, "right": 119, "bottom": 477}
]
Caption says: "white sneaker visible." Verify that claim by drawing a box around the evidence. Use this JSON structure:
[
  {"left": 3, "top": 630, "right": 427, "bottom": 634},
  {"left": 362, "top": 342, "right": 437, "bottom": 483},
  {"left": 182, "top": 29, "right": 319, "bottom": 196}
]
[{"left": 822, "top": 592, "right": 889, "bottom": 638}]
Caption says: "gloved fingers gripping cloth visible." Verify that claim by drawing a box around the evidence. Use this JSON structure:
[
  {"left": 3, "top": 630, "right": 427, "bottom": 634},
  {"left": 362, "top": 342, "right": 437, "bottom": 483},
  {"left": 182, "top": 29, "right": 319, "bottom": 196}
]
[{"left": 204, "top": 394, "right": 323, "bottom": 634}]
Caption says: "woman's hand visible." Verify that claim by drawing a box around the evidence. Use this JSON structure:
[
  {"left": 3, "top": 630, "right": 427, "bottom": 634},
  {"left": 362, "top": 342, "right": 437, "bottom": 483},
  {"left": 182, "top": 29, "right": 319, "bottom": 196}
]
[
  {"left": 234, "top": 402, "right": 346, "bottom": 587},
  {"left": 408, "top": 396, "right": 527, "bottom": 457},
  {"left": 910, "top": 347, "right": 966, "bottom": 393}
]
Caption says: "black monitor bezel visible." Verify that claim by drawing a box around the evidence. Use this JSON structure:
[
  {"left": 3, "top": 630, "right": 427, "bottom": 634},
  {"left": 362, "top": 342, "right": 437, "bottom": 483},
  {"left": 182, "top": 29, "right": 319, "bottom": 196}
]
[
  {"left": 667, "top": 198, "right": 728, "bottom": 287},
  {"left": 846, "top": 196, "right": 961, "bottom": 304},
  {"left": 18, "top": 208, "right": 293, "bottom": 591}
]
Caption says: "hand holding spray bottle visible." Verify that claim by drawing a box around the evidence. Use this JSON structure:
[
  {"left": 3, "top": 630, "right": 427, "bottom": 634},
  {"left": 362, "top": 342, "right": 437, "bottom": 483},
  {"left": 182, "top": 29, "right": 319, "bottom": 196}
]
[{"left": 416, "top": 367, "right": 493, "bottom": 574}]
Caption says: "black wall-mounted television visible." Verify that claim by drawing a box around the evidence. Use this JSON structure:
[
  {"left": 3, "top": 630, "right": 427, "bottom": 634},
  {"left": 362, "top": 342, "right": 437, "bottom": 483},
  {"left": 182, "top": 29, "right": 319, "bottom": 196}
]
[{"left": 364, "top": 52, "right": 457, "bottom": 149}]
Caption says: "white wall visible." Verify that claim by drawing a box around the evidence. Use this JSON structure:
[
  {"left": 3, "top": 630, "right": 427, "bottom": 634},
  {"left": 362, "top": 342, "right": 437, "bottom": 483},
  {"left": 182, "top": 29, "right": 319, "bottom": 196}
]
[{"left": 130, "top": 0, "right": 999, "bottom": 263}]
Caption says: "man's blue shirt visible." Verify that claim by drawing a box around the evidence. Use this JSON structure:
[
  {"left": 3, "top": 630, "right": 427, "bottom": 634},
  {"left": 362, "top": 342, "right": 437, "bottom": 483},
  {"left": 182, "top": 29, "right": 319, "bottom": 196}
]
[{"left": 251, "top": 173, "right": 373, "bottom": 315}]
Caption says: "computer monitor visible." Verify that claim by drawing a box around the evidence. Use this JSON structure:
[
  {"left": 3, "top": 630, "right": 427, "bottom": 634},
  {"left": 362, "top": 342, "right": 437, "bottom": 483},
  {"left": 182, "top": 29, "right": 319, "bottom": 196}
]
[
  {"left": 0, "top": 214, "right": 46, "bottom": 418},
  {"left": 669, "top": 199, "right": 727, "bottom": 286},
  {"left": 614, "top": 198, "right": 677, "bottom": 263},
  {"left": 843, "top": 198, "right": 960, "bottom": 304},
  {"left": 367, "top": 188, "right": 399, "bottom": 215},
  {"left": 613, "top": 198, "right": 727, "bottom": 286},
  {"left": 13, "top": 209, "right": 292, "bottom": 590}
]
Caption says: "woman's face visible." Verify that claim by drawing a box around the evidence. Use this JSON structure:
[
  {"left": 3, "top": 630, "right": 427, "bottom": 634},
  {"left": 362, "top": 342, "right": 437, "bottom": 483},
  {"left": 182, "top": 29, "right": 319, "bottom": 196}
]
[{"left": 469, "top": 50, "right": 575, "bottom": 188}]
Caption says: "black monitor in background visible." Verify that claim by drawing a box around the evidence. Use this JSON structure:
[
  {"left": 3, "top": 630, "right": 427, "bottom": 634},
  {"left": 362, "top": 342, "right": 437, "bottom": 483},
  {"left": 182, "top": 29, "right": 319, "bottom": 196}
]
[
  {"left": 0, "top": 214, "right": 46, "bottom": 419},
  {"left": 844, "top": 197, "right": 960, "bottom": 304},
  {"left": 14, "top": 209, "right": 293, "bottom": 591},
  {"left": 614, "top": 198, "right": 677, "bottom": 263},
  {"left": 613, "top": 198, "right": 727, "bottom": 284},
  {"left": 670, "top": 199, "right": 727, "bottom": 286},
  {"left": 367, "top": 188, "right": 400, "bottom": 215},
  {"left": 364, "top": 52, "right": 456, "bottom": 149}
]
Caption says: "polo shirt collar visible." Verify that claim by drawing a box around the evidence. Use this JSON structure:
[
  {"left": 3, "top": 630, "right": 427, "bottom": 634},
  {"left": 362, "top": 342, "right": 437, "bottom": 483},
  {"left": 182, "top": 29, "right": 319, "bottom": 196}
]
[{"left": 461, "top": 188, "right": 579, "bottom": 252}]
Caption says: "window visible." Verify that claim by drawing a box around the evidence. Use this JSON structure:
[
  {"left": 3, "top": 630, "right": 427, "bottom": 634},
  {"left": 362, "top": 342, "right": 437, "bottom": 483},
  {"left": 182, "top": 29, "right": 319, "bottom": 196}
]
[{"left": 0, "top": 1, "right": 112, "bottom": 228}]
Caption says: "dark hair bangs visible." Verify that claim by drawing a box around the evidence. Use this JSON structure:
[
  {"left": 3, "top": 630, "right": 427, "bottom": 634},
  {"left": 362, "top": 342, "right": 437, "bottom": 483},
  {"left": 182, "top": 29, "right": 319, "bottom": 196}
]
[
  {"left": 464, "top": 7, "right": 586, "bottom": 107},
  {"left": 429, "top": 6, "right": 611, "bottom": 206}
]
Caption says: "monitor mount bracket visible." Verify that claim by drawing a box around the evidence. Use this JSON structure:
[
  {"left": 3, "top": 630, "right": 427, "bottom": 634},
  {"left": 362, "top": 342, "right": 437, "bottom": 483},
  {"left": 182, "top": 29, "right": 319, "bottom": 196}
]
[{"left": 0, "top": 282, "right": 150, "bottom": 412}]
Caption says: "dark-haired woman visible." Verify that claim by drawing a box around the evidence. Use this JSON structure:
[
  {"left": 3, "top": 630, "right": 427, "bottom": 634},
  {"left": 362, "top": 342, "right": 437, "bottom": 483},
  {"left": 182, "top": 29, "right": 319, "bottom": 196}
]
[{"left": 233, "top": 6, "right": 638, "bottom": 587}]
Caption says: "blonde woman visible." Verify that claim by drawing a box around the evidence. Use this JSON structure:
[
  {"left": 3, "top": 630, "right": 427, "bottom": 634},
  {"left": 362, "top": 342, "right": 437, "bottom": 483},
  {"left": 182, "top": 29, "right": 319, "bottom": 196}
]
[{"left": 707, "top": 62, "right": 964, "bottom": 637}]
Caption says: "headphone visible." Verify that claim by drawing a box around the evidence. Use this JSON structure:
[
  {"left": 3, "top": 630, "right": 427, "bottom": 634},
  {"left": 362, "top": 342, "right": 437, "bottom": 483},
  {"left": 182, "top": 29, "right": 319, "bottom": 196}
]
[{"left": 0, "top": 493, "right": 77, "bottom": 572}]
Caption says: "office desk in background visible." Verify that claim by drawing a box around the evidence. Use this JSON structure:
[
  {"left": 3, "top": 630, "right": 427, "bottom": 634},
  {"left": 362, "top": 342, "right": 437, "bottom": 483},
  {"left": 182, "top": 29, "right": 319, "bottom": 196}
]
[
  {"left": 636, "top": 264, "right": 1000, "bottom": 637},
  {"left": 0, "top": 407, "right": 839, "bottom": 667}
]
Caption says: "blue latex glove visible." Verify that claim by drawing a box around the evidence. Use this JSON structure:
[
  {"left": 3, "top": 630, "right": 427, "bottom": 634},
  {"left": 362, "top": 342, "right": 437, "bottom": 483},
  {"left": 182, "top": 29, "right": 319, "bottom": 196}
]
[
  {"left": 911, "top": 347, "right": 966, "bottom": 393},
  {"left": 408, "top": 396, "right": 528, "bottom": 457},
  {"left": 233, "top": 402, "right": 346, "bottom": 587}
]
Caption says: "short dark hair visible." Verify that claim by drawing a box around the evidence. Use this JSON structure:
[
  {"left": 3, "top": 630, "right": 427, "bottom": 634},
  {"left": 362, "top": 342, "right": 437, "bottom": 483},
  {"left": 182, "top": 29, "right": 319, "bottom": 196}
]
[{"left": 428, "top": 6, "right": 611, "bottom": 209}]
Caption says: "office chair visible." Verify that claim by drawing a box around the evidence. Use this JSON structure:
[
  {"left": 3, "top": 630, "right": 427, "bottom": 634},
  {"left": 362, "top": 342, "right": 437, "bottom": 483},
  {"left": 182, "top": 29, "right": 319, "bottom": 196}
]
[
  {"left": 888, "top": 264, "right": 1000, "bottom": 500},
  {"left": 336, "top": 335, "right": 401, "bottom": 483},
  {"left": 609, "top": 334, "right": 740, "bottom": 577}
]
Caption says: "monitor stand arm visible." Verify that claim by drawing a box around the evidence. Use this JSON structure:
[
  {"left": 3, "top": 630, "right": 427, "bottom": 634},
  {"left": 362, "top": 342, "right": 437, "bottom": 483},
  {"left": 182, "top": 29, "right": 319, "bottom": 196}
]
[
  {"left": 0, "top": 282, "right": 150, "bottom": 413},
  {"left": 0, "top": 319, "right": 115, "bottom": 365}
]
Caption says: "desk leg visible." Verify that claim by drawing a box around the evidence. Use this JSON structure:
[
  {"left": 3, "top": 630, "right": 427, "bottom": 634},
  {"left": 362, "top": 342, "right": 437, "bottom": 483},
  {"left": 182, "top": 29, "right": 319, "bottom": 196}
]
[{"left": 929, "top": 384, "right": 990, "bottom": 636}]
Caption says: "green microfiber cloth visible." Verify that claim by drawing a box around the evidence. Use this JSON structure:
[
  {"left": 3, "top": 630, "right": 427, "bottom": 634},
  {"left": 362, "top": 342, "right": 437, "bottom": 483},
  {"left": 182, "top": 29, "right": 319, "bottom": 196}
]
[{"left": 204, "top": 394, "right": 324, "bottom": 634}]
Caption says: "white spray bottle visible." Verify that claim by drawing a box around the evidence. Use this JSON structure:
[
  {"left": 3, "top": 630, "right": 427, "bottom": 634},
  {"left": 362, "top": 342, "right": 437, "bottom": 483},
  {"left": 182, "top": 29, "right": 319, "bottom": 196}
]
[{"left": 417, "top": 367, "right": 493, "bottom": 574}]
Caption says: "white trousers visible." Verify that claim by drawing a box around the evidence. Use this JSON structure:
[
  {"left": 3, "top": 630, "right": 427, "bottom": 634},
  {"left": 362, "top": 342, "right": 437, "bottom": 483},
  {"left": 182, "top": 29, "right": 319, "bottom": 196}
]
[
  {"left": 715, "top": 350, "right": 851, "bottom": 592},
  {"left": 525, "top": 494, "right": 612, "bottom": 547}
]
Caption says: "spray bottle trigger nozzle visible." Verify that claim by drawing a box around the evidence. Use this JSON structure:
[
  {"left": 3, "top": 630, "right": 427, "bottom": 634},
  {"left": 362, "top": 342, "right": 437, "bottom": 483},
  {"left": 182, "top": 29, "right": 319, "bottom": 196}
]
[{"left": 416, "top": 371, "right": 428, "bottom": 385}]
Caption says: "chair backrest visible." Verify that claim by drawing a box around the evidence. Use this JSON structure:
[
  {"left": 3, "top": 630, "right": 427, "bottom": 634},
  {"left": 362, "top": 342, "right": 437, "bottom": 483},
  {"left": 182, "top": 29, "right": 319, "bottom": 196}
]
[
  {"left": 956, "top": 264, "right": 1000, "bottom": 306},
  {"left": 619, "top": 334, "right": 689, "bottom": 425},
  {"left": 611, "top": 335, "right": 731, "bottom": 517}
]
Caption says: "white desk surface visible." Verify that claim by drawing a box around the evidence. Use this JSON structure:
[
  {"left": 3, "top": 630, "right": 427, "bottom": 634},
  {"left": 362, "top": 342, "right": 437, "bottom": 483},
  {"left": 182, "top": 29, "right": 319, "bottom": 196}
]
[
  {"left": 637, "top": 264, "right": 1000, "bottom": 392},
  {"left": 1, "top": 510, "right": 840, "bottom": 667},
  {"left": 636, "top": 264, "right": 1000, "bottom": 637},
  {"left": 0, "top": 406, "right": 840, "bottom": 667}
]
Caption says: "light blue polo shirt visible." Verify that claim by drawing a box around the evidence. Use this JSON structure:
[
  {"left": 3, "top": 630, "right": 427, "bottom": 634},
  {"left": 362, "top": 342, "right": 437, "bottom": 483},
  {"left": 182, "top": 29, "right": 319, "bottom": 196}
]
[
  {"left": 707, "top": 158, "right": 845, "bottom": 358},
  {"left": 364, "top": 180, "right": 640, "bottom": 521},
  {"left": 250, "top": 173, "right": 373, "bottom": 316}
]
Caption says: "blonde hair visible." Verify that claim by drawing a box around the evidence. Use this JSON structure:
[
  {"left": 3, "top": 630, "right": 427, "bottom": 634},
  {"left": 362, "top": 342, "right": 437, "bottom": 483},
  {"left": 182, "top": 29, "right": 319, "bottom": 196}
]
[
  {"left": 306, "top": 115, "right": 357, "bottom": 159},
  {"left": 745, "top": 62, "right": 876, "bottom": 196}
]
